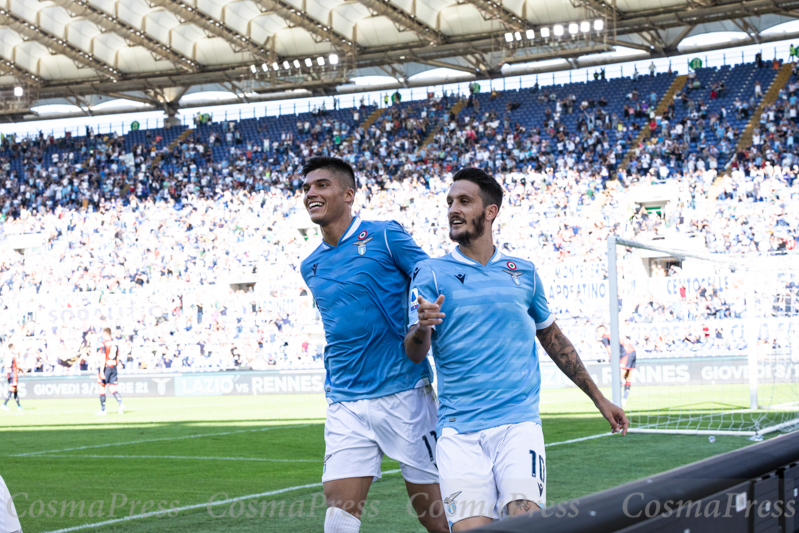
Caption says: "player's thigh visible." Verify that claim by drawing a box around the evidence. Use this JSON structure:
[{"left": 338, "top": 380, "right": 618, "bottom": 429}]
[
  {"left": 492, "top": 422, "right": 547, "bottom": 514},
  {"left": 372, "top": 387, "right": 439, "bottom": 485},
  {"left": 437, "top": 429, "right": 497, "bottom": 525},
  {"left": 323, "top": 401, "right": 383, "bottom": 483}
]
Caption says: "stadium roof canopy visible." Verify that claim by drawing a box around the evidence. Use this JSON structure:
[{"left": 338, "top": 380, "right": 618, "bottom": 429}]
[{"left": 3, "top": 0, "right": 799, "bottom": 120}]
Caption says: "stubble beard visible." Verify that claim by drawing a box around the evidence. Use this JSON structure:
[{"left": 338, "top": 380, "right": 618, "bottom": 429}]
[{"left": 450, "top": 211, "right": 486, "bottom": 246}]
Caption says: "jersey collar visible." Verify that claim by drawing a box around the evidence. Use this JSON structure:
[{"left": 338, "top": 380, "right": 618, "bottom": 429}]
[
  {"left": 451, "top": 246, "right": 503, "bottom": 266},
  {"left": 320, "top": 216, "right": 361, "bottom": 250}
]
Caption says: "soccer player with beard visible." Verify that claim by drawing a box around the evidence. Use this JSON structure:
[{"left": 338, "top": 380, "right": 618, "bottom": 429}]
[
  {"left": 300, "top": 157, "right": 447, "bottom": 533},
  {"left": 405, "top": 167, "right": 628, "bottom": 531}
]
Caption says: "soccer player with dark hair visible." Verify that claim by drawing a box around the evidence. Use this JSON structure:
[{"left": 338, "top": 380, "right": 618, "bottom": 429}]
[
  {"left": 2, "top": 344, "right": 22, "bottom": 412},
  {"left": 597, "top": 325, "right": 637, "bottom": 407},
  {"left": 300, "top": 156, "right": 447, "bottom": 533},
  {"left": 405, "top": 167, "right": 628, "bottom": 531},
  {"left": 96, "top": 327, "right": 125, "bottom": 416}
]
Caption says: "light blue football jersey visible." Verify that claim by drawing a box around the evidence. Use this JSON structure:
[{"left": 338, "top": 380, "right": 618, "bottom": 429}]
[
  {"left": 301, "top": 217, "right": 432, "bottom": 403},
  {"left": 409, "top": 247, "right": 554, "bottom": 435}
]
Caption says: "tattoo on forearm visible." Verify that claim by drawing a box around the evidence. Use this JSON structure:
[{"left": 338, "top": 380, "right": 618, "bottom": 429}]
[
  {"left": 537, "top": 323, "right": 595, "bottom": 398},
  {"left": 412, "top": 335, "right": 424, "bottom": 345}
]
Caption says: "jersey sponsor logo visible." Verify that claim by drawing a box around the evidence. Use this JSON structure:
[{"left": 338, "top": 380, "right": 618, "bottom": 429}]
[
  {"left": 538, "top": 482, "right": 544, "bottom": 496},
  {"left": 455, "top": 273, "right": 466, "bottom": 284},
  {"left": 410, "top": 288, "right": 419, "bottom": 312},
  {"left": 311, "top": 263, "right": 318, "bottom": 276},
  {"left": 444, "top": 491, "right": 462, "bottom": 515},
  {"left": 352, "top": 235, "right": 374, "bottom": 255}
]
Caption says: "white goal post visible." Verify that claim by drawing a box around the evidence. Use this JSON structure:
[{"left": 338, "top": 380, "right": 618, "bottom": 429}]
[{"left": 606, "top": 235, "right": 799, "bottom": 437}]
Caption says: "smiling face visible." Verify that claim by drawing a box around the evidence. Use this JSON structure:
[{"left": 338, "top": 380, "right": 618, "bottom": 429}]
[
  {"left": 447, "top": 180, "right": 493, "bottom": 246},
  {"left": 302, "top": 168, "right": 354, "bottom": 227}
]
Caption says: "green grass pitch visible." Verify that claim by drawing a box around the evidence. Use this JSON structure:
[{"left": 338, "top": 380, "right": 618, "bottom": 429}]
[{"left": 1, "top": 388, "right": 770, "bottom": 533}]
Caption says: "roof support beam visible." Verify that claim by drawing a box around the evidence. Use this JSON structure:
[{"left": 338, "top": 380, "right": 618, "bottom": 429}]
[
  {"left": 606, "top": 38, "right": 652, "bottom": 53},
  {"left": 148, "top": 0, "right": 276, "bottom": 62},
  {"left": 252, "top": 0, "right": 357, "bottom": 53},
  {"left": 412, "top": 56, "right": 479, "bottom": 75},
  {"left": 665, "top": 24, "right": 694, "bottom": 52},
  {"left": 104, "top": 92, "right": 160, "bottom": 105},
  {"left": 354, "top": 0, "right": 445, "bottom": 44},
  {"left": 0, "top": 57, "right": 41, "bottom": 84},
  {"left": 574, "top": 0, "right": 625, "bottom": 19},
  {"left": 732, "top": 18, "right": 761, "bottom": 44},
  {"left": 48, "top": 0, "right": 200, "bottom": 72},
  {"left": 0, "top": 7, "right": 121, "bottom": 79},
  {"left": 463, "top": 0, "right": 531, "bottom": 33}
]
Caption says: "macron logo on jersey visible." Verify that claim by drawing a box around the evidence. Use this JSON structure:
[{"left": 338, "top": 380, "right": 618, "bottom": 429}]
[{"left": 455, "top": 273, "right": 466, "bottom": 284}]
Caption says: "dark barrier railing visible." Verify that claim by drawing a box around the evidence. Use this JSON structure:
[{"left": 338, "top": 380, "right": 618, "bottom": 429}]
[{"left": 476, "top": 430, "right": 799, "bottom": 533}]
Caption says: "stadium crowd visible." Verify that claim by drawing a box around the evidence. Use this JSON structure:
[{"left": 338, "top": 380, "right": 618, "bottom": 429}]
[{"left": 1, "top": 64, "right": 799, "bottom": 376}]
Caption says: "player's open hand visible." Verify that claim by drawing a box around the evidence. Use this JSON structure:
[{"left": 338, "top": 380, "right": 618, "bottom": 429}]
[
  {"left": 417, "top": 295, "right": 445, "bottom": 329},
  {"left": 598, "top": 398, "right": 629, "bottom": 436}
]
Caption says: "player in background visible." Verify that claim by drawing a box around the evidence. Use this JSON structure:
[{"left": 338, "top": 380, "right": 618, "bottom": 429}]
[
  {"left": 405, "top": 168, "right": 628, "bottom": 531},
  {"left": 597, "top": 325, "right": 637, "bottom": 407},
  {"left": 300, "top": 157, "right": 447, "bottom": 533},
  {"left": 2, "top": 344, "right": 22, "bottom": 411},
  {"left": 96, "top": 328, "right": 125, "bottom": 416}
]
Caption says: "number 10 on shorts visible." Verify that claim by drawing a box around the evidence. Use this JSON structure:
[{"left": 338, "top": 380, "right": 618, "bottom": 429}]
[{"left": 529, "top": 450, "right": 545, "bottom": 482}]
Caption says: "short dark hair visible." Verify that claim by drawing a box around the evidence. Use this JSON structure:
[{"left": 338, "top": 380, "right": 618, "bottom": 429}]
[
  {"left": 301, "top": 156, "right": 356, "bottom": 191},
  {"left": 452, "top": 167, "right": 503, "bottom": 210}
]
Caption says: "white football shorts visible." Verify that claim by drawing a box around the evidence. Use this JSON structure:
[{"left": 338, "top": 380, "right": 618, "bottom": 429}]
[
  {"left": 0, "top": 474, "right": 22, "bottom": 533},
  {"left": 322, "top": 381, "right": 439, "bottom": 485},
  {"left": 437, "top": 421, "right": 546, "bottom": 525}
]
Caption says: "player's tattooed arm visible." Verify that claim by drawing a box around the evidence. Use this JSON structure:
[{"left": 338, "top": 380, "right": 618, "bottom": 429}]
[
  {"left": 537, "top": 321, "right": 630, "bottom": 435},
  {"left": 536, "top": 321, "right": 598, "bottom": 400}
]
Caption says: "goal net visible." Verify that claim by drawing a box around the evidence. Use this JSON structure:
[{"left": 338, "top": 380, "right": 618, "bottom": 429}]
[{"left": 607, "top": 236, "right": 799, "bottom": 437}]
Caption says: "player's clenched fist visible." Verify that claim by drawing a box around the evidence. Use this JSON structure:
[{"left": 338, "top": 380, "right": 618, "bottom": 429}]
[{"left": 417, "top": 294, "right": 445, "bottom": 329}]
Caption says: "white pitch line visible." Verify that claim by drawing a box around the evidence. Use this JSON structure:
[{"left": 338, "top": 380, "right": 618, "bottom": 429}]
[
  {"left": 545, "top": 432, "right": 615, "bottom": 447},
  {"left": 30, "top": 454, "right": 318, "bottom": 463},
  {"left": 10, "top": 424, "right": 310, "bottom": 457},
  {"left": 40, "top": 469, "right": 403, "bottom": 533}
]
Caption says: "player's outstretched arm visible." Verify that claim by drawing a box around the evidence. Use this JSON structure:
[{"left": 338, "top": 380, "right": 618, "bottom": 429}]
[
  {"left": 404, "top": 295, "right": 445, "bottom": 364},
  {"left": 537, "top": 322, "right": 629, "bottom": 436}
]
